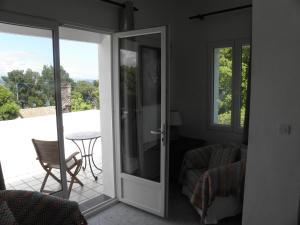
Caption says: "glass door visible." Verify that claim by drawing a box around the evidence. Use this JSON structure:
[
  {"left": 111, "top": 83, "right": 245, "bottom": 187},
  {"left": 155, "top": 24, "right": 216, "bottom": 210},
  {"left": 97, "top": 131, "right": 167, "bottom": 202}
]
[
  {"left": 114, "top": 26, "right": 168, "bottom": 217},
  {"left": 59, "top": 27, "right": 108, "bottom": 207},
  {"left": 0, "top": 17, "right": 68, "bottom": 198}
]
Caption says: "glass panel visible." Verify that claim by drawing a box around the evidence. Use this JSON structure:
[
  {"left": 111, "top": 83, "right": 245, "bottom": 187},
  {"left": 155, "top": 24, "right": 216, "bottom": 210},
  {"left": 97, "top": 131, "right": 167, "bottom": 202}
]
[
  {"left": 0, "top": 23, "right": 62, "bottom": 194},
  {"left": 240, "top": 45, "right": 250, "bottom": 127},
  {"left": 119, "top": 33, "right": 161, "bottom": 182},
  {"left": 59, "top": 27, "right": 104, "bottom": 204},
  {"left": 213, "top": 47, "right": 233, "bottom": 126}
]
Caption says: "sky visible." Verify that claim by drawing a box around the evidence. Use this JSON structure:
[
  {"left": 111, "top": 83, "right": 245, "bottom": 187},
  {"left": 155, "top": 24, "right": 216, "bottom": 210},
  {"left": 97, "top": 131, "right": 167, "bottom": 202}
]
[{"left": 0, "top": 32, "right": 99, "bottom": 81}]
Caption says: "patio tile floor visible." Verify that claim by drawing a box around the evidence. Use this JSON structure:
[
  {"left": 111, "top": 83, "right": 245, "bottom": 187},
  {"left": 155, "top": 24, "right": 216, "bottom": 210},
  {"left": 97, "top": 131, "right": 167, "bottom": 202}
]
[
  {"left": 1, "top": 110, "right": 104, "bottom": 206},
  {"left": 6, "top": 168, "right": 103, "bottom": 205}
]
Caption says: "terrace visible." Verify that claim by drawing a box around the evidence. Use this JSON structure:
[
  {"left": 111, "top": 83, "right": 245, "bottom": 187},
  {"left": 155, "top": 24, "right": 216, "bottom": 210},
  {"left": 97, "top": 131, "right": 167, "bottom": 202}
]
[{"left": 0, "top": 109, "right": 103, "bottom": 206}]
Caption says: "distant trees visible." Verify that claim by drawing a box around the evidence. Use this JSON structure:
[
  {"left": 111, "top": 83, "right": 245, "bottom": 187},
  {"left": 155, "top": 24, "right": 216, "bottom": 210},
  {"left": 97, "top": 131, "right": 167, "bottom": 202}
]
[
  {"left": 0, "top": 65, "right": 100, "bottom": 120},
  {"left": 71, "top": 91, "right": 93, "bottom": 112},
  {"left": 71, "top": 80, "right": 99, "bottom": 112},
  {"left": 217, "top": 46, "right": 250, "bottom": 126},
  {"left": 217, "top": 48, "right": 233, "bottom": 125},
  {"left": 1, "top": 65, "right": 73, "bottom": 108},
  {"left": 72, "top": 80, "right": 99, "bottom": 109},
  {"left": 240, "top": 46, "right": 250, "bottom": 126},
  {"left": 0, "top": 85, "right": 20, "bottom": 120}
]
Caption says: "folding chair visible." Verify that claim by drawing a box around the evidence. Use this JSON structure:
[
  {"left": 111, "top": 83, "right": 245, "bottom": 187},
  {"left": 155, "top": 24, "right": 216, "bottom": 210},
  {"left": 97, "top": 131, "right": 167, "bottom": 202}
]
[{"left": 32, "top": 139, "right": 83, "bottom": 197}]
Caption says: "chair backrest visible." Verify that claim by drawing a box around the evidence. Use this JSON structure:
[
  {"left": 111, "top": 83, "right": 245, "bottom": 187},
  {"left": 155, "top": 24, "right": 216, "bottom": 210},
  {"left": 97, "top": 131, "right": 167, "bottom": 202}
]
[{"left": 32, "top": 139, "right": 60, "bottom": 166}]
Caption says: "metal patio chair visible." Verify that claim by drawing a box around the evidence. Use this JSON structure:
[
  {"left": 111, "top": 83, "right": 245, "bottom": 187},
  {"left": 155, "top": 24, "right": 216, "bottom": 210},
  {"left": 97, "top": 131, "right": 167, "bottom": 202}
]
[{"left": 32, "top": 139, "right": 83, "bottom": 197}]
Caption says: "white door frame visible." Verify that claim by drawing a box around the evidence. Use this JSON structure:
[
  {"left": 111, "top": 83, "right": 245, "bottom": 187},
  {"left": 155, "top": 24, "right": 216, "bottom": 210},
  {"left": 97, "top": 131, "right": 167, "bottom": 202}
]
[
  {"left": 113, "top": 26, "right": 168, "bottom": 217},
  {"left": 0, "top": 10, "right": 68, "bottom": 198}
]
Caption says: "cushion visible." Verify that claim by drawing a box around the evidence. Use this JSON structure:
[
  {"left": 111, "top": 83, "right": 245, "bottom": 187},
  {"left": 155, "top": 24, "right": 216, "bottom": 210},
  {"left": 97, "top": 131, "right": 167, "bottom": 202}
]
[
  {"left": 0, "top": 200, "right": 18, "bottom": 225},
  {"left": 209, "top": 146, "right": 239, "bottom": 169}
]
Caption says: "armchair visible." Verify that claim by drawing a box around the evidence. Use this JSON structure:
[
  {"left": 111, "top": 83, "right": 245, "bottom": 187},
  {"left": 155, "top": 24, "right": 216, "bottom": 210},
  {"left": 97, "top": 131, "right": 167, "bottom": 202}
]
[
  {"left": 0, "top": 190, "right": 87, "bottom": 225},
  {"left": 0, "top": 162, "right": 87, "bottom": 225},
  {"left": 180, "top": 144, "right": 247, "bottom": 224}
]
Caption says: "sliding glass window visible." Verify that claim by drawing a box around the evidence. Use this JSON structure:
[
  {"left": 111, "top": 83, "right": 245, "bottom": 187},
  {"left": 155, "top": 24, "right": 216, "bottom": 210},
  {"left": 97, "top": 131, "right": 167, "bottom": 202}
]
[
  {"left": 0, "top": 23, "right": 64, "bottom": 195},
  {"left": 0, "top": 16, "right": 114, "bottom": 210}
]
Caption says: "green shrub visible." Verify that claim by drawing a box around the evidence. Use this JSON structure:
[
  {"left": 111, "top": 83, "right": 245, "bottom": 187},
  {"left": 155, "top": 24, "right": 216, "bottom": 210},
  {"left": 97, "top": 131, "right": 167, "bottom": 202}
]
[
  {"left": 0, "top": 102, "right": 20, "bottom": 120},
  {"left": 71, "top": 91, "right": 93, "bottom": 112},
  {"left": 218, "top": 111, "right": 231, "bottom": 125},
  {"left": 0, "top": 86, "right": 20, "bottom": 120}
]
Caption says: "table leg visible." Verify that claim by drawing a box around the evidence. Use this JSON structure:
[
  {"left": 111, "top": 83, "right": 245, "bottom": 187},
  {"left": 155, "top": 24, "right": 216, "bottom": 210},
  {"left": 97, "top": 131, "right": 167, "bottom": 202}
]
[
  {"left": 88, "top": 139, "right": 98, "bottom": 180},
  {"left": 81, "top": 140, "right": 88, "bottom": 170},
  {"left": 69, "top": 137, "right": 101, "bottom": 181},
  {"left": 72, "top": 140, "right": 86, "bottom": 170},
  {"left": 91, "top": 137, "right": 102, "bottom": 171}
]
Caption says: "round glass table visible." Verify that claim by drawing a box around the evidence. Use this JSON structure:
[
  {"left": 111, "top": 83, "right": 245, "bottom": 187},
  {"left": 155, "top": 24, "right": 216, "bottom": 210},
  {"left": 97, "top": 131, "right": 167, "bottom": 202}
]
[{"left": 66, "top": 131, "right": 101, "bottom": 180}]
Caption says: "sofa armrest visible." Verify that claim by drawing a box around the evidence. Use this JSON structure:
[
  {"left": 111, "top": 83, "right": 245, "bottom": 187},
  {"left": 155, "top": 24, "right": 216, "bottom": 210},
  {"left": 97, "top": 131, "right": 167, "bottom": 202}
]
[{"left": 0, "top": 190, "right": 87, "bottom": 225}]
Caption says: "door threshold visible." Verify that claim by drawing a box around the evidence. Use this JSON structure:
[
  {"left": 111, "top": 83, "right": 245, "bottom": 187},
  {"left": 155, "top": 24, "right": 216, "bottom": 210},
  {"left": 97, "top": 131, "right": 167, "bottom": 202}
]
[{"left": 82, "top": 196, "right": 119, "bottom": 219}]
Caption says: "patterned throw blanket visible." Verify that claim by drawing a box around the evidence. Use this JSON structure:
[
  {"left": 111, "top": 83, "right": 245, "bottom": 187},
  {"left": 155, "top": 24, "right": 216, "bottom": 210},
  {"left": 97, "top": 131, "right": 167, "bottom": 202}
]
[
  {"left": 0, "top": 190, "right": 87, "bottom": 225},
  {"left": 179, "top": 144, "right": 246, "bottom": 224},
  {"left": 191, "top": 160, "right": 246, "bottom": 223}
]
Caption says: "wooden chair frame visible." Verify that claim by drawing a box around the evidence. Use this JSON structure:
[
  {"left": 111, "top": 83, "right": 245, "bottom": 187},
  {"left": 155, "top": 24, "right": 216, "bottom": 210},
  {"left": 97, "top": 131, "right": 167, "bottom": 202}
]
[{"left": 32, "top": 139, "right": 84, "bottom": 198}]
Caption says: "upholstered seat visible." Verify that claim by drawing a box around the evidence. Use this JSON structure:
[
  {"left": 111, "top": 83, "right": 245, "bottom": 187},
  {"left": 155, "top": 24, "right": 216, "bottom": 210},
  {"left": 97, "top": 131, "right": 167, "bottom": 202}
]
[
  {"left": 180, "top": 144, "right": 246, "bottom": 224},
  {"left": 0, "top": 162, "right": 87, "bottom": 225}
]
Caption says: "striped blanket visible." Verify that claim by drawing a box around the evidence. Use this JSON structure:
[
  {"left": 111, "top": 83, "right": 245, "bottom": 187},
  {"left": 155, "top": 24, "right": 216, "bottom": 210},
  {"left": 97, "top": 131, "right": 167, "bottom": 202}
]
[
  {"left": 0, "top": 190, "right": 87, "bottom": 225},
  {"left": 180, "top": 144, "right": 246, "bottom": 223},
  {"left": 191, "top": 160, "right": 246, "bottom": 222}
]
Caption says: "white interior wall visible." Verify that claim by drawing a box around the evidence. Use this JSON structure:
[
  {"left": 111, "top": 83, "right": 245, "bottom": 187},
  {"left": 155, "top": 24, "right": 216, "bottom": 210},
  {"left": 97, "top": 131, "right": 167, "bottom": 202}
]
[
  {"left": 242, "top": 0, "right": 300, "bottom": 224},
  {"left": 132, "top": 0, "right": 173, "bottom": 30},
  {"left": 171, "top": 1, "right": 252, "bottom": 144},
  {"left": 0, "top": 23, "right": 51, "bottom": 37},
  {"left": 0, "top": 0, "right": 118, "bottom": 31},
  {"left": 130, "top": 0, "right": 252, "bottom": 144},
  {"left": 59, "top": 27, "right": 106, "bottom": 43}
]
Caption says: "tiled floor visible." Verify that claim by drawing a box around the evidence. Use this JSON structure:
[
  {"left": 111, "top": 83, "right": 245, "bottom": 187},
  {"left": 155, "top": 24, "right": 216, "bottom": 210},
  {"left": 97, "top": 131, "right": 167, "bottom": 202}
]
[{"left": 5, "top": 167, "right": 103, "bottom": 205}]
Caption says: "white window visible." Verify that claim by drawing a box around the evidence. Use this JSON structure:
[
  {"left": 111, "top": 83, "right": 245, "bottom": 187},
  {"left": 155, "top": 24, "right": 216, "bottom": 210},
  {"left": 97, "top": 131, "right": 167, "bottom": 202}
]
[{"left": 210, "top": 41, "right": 251, "bottom": 131}]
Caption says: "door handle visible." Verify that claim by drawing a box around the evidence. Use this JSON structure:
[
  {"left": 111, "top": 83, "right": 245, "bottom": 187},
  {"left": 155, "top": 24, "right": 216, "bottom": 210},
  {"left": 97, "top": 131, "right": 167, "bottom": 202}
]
[
  {"left": 150, "top": 130, "right": 162, "bottom": 135},
  {"left": 150, "top": 125, "right": 166, "bottom": 146}
]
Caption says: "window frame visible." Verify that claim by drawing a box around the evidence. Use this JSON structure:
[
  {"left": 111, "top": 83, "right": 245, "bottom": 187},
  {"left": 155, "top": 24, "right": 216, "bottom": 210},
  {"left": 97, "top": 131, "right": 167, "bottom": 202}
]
[
  {"left": 208, "top": 38, "right": 250, "bottom": 133},
  {"left": 0, "top": 10, "right": 69, "bottom": 198}
]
